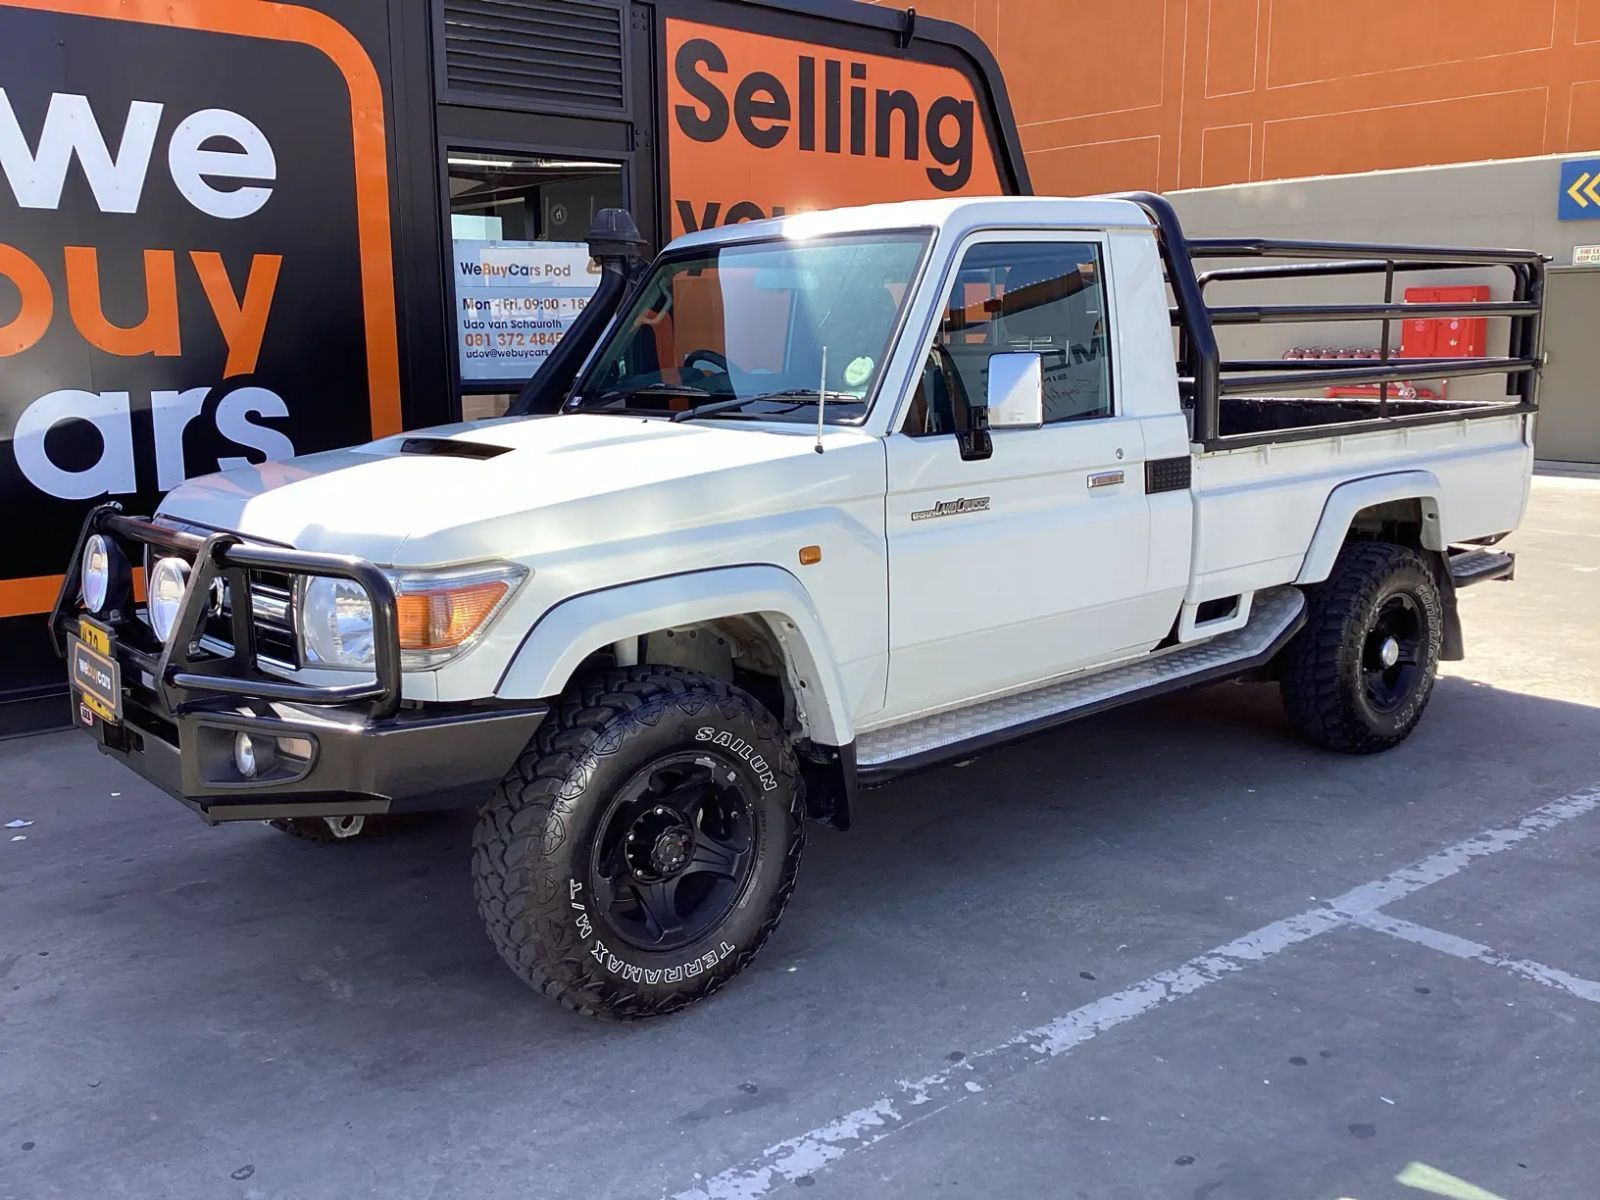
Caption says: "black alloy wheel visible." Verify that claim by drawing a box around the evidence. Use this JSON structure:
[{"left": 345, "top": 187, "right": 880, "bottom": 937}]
[
  {"left": 1361, "top": 592, "right": 1424, "bottom": 714},
  {"left": 591, "top": 753, "right": 759, "bottom": 953}
]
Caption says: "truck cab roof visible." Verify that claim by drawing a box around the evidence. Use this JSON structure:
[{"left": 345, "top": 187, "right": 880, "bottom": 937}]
[{"left": 668, "top": 195, "right": 1157, "bottom": 251}]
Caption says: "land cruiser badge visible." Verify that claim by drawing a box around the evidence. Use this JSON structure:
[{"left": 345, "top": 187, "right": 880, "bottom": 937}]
[{"left": 911, "top": 496, "right": 991, "bottom": 522}]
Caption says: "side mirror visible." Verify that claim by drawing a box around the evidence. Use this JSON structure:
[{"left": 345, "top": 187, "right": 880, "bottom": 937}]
[{"left": 985, "top": 352, "right": 1044, "bottom": 429}]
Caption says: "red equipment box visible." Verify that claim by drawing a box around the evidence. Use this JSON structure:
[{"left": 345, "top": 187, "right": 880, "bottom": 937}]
[
  {"left": 1314, "top": 283, "right": 1490, "bottom": 400},
  {"left": 1401, "top": 284, "right": 1490, "bottom": 358}
]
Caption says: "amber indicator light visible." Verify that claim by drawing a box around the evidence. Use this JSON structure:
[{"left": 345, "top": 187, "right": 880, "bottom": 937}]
[{"left": 396, "top": 580, "right": 509, "bottom": 649}]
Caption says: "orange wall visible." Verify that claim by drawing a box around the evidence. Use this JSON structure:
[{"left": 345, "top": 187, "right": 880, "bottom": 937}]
[{"left": 867, "top": 0, "right": 1600, "bottom": 193}]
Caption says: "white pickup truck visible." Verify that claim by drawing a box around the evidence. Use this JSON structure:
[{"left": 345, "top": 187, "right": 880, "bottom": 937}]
[{"left": 54, "top": 193, "right": 1545, "bottom": 1018}]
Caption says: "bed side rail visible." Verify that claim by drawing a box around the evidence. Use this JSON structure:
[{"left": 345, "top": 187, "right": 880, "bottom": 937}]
[{"left": 1107, "top": 191, "right": 1547, "bottom": 452}]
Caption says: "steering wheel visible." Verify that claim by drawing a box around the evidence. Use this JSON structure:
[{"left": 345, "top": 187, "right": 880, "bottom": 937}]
[{"left": 681, "top": 348, "right": 732, "bottom": 378}]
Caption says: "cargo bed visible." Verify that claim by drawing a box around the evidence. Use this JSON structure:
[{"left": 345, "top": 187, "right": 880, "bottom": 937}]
[{"left": 1113, "top": 192, "right": 1546, "bottom": 453}]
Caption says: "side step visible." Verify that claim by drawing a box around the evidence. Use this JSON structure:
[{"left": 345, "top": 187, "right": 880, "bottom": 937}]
[
  {"left": 856, "top": 586, "right": 1307, "bottom": 782},
  {"left": 1449, "top": 548, "right": 1514, "bottom": 587}
]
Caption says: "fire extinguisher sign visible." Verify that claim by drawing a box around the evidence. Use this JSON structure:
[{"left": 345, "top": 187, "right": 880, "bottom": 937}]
[{"left": 1558, "top": 158, "right": 1600, "bottom": 221}]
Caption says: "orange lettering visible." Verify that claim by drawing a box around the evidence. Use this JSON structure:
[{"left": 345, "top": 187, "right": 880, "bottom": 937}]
[
  {"left": 64, "top": 246, "right": 181, "bottom": 357},
  {"left": 0, "top": 244, "right": 52, "bottom": 356},
  {"left": 191, "top": 251, "right": 282, "bottom": 377}
]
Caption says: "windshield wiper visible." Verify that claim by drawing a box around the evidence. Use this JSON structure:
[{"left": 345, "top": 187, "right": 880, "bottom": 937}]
[
  {"left": 669, "top": 395, "right": 753, "bottom": 423},
  {"left": 576, "top": 382, "right": 713, "bottom": 411},
  {"left": 592, "top": 382, "right": 710, "bottom": 406},
  {"left": 669, "top": 389, "right": 864, "bottom": 424},
  {"left": 742, "top": 388, "right": 862, "bottom": 405}
]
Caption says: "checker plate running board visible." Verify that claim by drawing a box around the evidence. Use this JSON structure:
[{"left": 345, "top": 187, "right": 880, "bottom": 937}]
[
  {"left": 1448, "top": 549, "right": 1514, "bottom": 587},
  {"left": 856, "top": 586, "right": 1306, "bottom": 780}
]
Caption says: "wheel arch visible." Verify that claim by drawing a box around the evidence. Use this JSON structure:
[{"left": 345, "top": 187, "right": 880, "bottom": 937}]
[
  {"left": 1295, "top": 471, "right": 1445, "bottom": 586},
  {"left": 494, "top": 565, "right": 856, "bottom": 746}
]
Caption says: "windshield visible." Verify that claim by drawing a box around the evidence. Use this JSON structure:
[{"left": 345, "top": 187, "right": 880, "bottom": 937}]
[{"left": 567, "top": 231, "right": 930, "bottom": 423}]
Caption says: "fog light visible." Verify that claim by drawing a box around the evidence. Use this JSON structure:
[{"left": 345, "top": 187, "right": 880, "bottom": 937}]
[
  {"left": 147, "top": 556, "right": 190, "bottom": 643},
  {"left": 80, "top": 533, "right": 132, "bottom": 616},
  {"left": 82, "top": 534, "right": 111, "bottom": 612},
  {"left": 234, "top": 732, "right": 258, "bottom": 778}
]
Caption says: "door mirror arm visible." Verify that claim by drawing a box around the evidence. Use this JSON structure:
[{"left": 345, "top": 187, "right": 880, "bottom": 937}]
[{"left": 958, "top": 404, "right": 992, "bottom": 461}]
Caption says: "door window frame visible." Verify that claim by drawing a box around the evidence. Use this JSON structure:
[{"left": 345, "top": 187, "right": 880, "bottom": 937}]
[{"left": 887, "top": 228, "right": 1121, "bottom": 437}]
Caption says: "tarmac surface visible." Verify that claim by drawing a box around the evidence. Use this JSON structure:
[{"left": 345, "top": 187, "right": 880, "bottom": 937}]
[{"left": 3, "top": 473, "right": 1597, "bottom": 1200}]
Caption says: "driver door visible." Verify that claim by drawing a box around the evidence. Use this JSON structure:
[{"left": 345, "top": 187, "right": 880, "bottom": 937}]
[{"left": 881, "top": 233, "right": 1172, "bottom": 720}]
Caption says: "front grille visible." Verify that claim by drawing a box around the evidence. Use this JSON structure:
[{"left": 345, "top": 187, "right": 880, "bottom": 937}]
[
  {"left": 140, "top": 523, "right": 303, "bottom": 671},
  {"left": 202, "top": 570, "right": 301, "bottom": 670}
]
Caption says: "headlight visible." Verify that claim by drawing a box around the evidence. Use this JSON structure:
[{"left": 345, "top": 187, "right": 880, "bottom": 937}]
[
  {"left": 301, "top": 575, "right": 378, "bottom": 669},
  {"left": 298, "top": 563, "right": 526, "bottom": 671},
  {"left": 81, "top": 535, "right": 111, "bottom": 612},
  {"left": 147, "top": 557, "right": 191, "bottom": 643}
]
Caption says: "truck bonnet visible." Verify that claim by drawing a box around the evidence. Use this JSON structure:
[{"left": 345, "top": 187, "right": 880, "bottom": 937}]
[{"left": 153, "top": 412, "right": 876, "bottom": 564}]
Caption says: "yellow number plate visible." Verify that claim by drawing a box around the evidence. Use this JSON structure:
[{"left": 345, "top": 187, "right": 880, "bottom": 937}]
[{"left": 79, "top": 617, "right": 111, "bottom": 656}]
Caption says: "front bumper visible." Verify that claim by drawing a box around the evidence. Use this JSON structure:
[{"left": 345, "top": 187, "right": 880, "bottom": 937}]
[
  {"left": 53, "top": 505, "right": 546, "bottom": 823},
  {"left": 84, "top": 691, "right": 546, "bottom": 824}
]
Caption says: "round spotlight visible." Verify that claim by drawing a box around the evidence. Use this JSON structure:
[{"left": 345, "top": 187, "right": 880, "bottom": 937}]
[
  {"left": 81, "top": 534, "right": 111, "bottom": 612},
  {"left": 233, "top": 732, "right": 258, "bottom": 779},
  {"left": 147, "top": 556, "right": 191, "bottom": 643}
]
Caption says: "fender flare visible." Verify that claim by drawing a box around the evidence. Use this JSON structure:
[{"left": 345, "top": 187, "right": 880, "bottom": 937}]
[
  {"left": 1295, "top": 470, "right": 1445, "bottom": 585},
  {"left": 494, "top": 565, "right": 856, "bottom": 746}
]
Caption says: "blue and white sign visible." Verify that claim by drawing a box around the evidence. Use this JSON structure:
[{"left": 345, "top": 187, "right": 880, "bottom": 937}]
[
  {"left": 452, "top": 240, "right": 602, "bottom": 382},
  {"left": 1558, "top": 158, "right": 1600, "bottom": 221}
]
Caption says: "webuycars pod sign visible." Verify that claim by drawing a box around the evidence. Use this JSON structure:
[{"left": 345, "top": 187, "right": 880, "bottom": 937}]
[
  {"left": 0, "top": 0, "right": 399, "bottom": 619},
  {"left": 666, "top": 17, "right": 1006, "bottom": 236}
]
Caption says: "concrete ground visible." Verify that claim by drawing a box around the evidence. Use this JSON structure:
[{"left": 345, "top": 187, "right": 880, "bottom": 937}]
[{"left": 3, "top": 475, "right": 1598, "bottom": 1200}]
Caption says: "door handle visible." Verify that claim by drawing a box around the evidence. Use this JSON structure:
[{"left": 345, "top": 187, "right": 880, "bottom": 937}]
[{"left": 1088, "top": 470, "right": 1125, "bottom": 490}]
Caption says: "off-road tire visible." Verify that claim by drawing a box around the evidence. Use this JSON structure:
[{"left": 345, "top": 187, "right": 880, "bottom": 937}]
[
  {"left": 1280, "top": 541, "right": 1443, "bottom": 753},
  {"left": 266, "top": 814, "right": 378, "bottom": 843},
  {"left": 473, "top": 666, "right": 804, "bottom": 1019}
]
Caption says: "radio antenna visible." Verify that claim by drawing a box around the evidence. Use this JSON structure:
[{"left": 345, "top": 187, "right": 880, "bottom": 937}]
[{"left": 814, "top": 346, "right": 828, "bottom": 454}]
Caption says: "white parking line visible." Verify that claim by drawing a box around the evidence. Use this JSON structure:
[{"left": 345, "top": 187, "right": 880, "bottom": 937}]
[
  {"left": 1353, "top": 911, "right": 1600, "bottom": 1005},
  {"left": 664, "top": 787, "right": 1600, "bottom": 1200}
]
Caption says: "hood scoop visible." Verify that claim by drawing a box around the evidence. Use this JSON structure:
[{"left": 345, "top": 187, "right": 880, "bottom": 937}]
[{"left": 398, "top": 436, "right": 511, "bottom": 460}]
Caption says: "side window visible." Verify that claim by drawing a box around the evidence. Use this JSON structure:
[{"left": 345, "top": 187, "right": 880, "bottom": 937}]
[{"left": 904, "top": 241, "right": 1112, "bottom": 434}]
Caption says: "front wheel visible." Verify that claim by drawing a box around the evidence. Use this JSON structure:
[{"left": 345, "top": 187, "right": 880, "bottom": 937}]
[
  {"left": 1279, "top": 541, "right": 1444, "bottom": 753},
  {"left": 473, "top": 666, "right": 804, "bottom": 1019}
]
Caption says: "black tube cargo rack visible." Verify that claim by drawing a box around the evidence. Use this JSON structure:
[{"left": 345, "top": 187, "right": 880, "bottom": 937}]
[
  {"left": 49, "top": 504, "right": 403, "bottom": 721},
  {"left": 1112, "top": 191, "right": 1548, "bottom": 452}
]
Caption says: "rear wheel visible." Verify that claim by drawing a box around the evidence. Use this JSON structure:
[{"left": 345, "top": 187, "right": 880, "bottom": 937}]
[
  {"left": 473, "top": 666, "right": 804, "bottom": 1019},
  {"left": 1280, "top": 541, "right": 1443, "bottom": 753}
]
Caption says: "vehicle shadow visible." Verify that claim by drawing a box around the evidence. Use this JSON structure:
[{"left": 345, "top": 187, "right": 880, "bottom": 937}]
[{"left": 132, "top": 673, "right": 1600, "bottom": 1034}]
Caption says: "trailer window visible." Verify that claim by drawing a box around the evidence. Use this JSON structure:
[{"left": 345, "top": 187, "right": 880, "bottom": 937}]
[{"left": 906, "top": 241, "right": 1112, "bottom": 434}]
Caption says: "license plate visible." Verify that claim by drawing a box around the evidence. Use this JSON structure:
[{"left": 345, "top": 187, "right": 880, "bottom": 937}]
[
  {"left": 79, "top": 616, "right": 111, "bottom": 656},
  {"left": 69, "top": 622, "right": 121, "bottom": 725}
]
